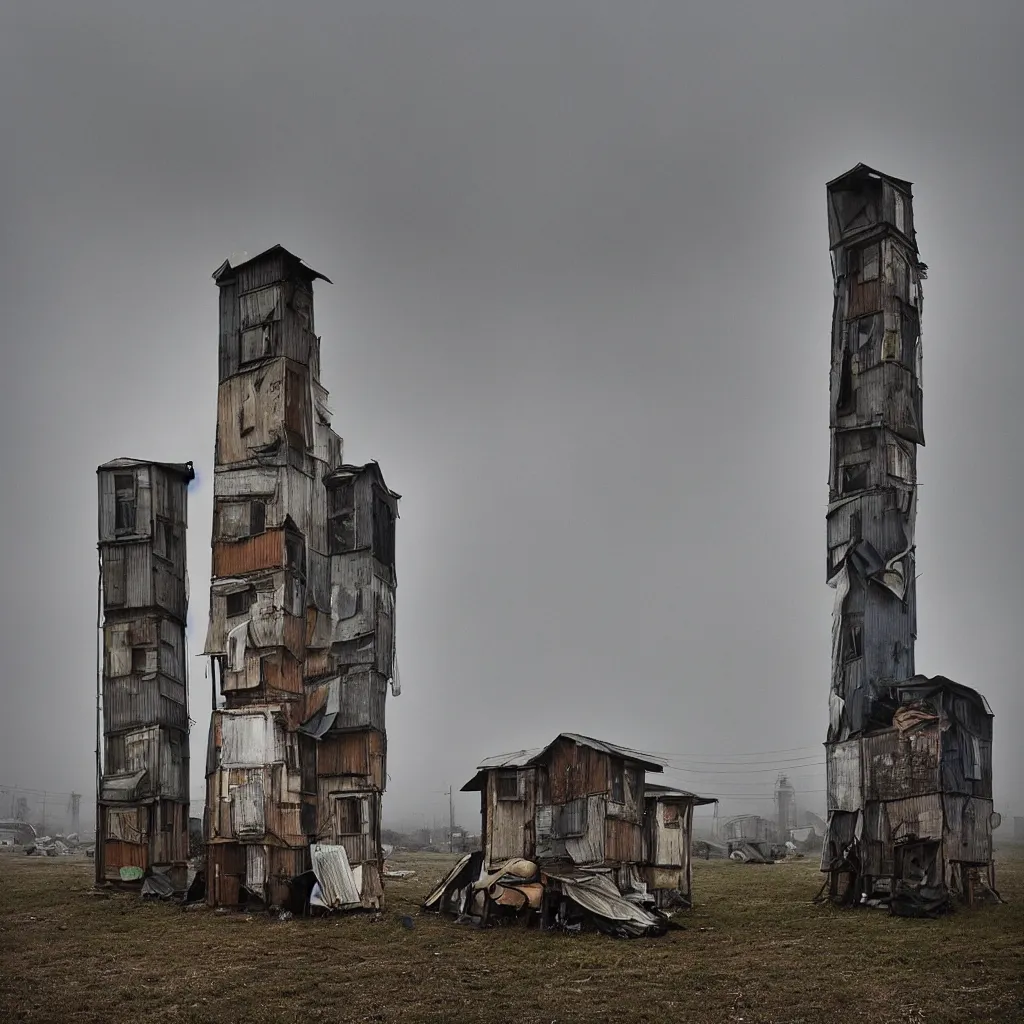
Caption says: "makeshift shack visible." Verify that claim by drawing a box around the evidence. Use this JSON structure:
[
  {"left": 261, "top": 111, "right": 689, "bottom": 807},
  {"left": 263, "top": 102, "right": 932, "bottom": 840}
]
[{"left": 425, "top": 733, "right": 714, "bottom": 937}]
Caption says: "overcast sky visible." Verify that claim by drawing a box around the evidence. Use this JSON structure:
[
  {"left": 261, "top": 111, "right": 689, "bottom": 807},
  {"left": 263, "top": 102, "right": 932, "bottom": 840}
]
[{"left": 1, "top": 1, "right": 1021, "bottom": 832}]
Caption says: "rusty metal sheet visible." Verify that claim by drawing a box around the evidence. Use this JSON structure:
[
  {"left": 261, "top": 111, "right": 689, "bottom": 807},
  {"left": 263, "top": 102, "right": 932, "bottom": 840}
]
[
  {"left": 213, "top": 528, "right": 286, "bottom": 577},
  {"left": 863, "top": 726, "right": 940, "bottom": 801}
]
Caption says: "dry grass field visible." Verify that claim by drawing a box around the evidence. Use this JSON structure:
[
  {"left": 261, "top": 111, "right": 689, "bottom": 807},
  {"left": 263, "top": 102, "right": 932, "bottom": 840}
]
[{"left": 1, "top": 847, "right": 1022, "bottom": 1023}]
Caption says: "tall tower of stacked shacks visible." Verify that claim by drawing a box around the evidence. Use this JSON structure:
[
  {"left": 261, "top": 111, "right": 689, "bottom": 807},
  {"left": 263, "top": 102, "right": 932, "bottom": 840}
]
[
  {"left": 823, "top": 165, "right": 996, "bottom": 911},
  {"left": 96, "top": 458, "right": 194, "bottom": 889},
  {"left": 203, "top": 245, "right": 400, "bottom": 909}
]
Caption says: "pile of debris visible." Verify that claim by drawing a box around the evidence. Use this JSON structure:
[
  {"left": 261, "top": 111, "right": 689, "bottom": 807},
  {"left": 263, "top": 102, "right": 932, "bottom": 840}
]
[
  {"left": 24, "top": 834, "right": 89, "bottom": 858},
  {"left": 423, "top": 854, "right": 674, "bottom": 939}
]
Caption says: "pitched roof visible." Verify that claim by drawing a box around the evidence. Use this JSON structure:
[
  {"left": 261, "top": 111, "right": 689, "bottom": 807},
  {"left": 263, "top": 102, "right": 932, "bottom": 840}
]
[
  {"left": 324, "top": 460, "right": 402, "bottom": 501},
  {"left": 643, "top": 783, "right": 718, "bottom": 806},
  {"left": 826, "top": 162, "right": 913, "bottom": 193},
  {"left": 97, "top": 458, "right": 195, "bottom": 482},
  {"left": 461, "top": 733, "right": 666, "bottom": 791},
  {"left": 211, "top": 244, "right": 332, "bottom": 285}
]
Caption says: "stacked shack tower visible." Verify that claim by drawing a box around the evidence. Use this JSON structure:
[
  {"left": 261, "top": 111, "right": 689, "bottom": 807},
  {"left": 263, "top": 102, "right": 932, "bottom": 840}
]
[
  {"left": 96, "top": 458, "right": 194, "bottom": 888},
  {"left": 202, "top": 245, "right": 400, "bottom": 908},
  {"left": 823, "top": 166, "right": 996, "bottom": 907}
]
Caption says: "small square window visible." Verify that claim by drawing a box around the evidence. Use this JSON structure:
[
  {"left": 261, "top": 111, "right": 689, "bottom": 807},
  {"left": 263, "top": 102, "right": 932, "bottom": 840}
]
[
  {"left": 841, "top": 463, "right": 869, "bottom": 494},
  {"left": 114, "top": 473, "right": 136, "bottom": 533},
  {"left": 131, "top": 647, "right": 149, "bottom": 674},
  {"left": 226, "top": 590, "right": 251, "bottom": 618},
  {"left": 336, "top": 797, "right": 361, "bottom": 835},
  {"left": 496, "top": 772, "right": 519, "bottom": 801},
  {"left": 249, "top": 501, "right": 266, "bottom": 536}
]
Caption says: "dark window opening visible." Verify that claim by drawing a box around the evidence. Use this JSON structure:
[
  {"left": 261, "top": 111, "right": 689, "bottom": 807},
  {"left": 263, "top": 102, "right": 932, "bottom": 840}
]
[
  {"left": 225, "top": 590, "right": 252, "bottom": 618},
  {"left": 249, "top": 500, "right": 266, "bottom": 536},
  {"left": 372, "top": 492, "right": 396, "bottom": 568},
  {"left": 841, "top": 463, "right": 869, "bottom": 494},
  {"left": 610, "top": 762, "right": 625, "bottom": 804},
  {"left": 285, "top": 532, "right": 306, "bottom": 579},
  {"left": 843, "top": 619, "right": 864, "bottom": 662},
  {"left": 131, "top": 647, "right": 150, "bottom": 675},
  {"left": 850, "top": 511, "right": 862, "bottom": 541},
  {"left": 328, "top": 480, "right": 355, "bottom": 555},
  {"left": 837, "top": 350, "right": 854, "bottom": 414},
  {"left": 336, "top": 798, "right": 361, "bottom": 835},
  {"left": 114, "top": 473, "right": 136, "bottom": 533},
  {"left": 663, "top": 804, "right": 681, "bottom": 829},
  {"left": 496, "top": 771, "right": 519, "bottom": 801}
]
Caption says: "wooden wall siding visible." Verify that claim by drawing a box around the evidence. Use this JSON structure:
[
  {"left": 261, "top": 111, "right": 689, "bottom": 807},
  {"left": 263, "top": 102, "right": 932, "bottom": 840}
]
[
  {"left": 485, "top": 768, "right": 537, "bottom": 867},
  {"left": 603, "top": 818, "right": 643, "bottom": 864},
  {"left": 547, "top": 739, "right": 611, "bottom": 805},
  {"left": 215, "top": 359, "right": 313, "bottom": 467}
]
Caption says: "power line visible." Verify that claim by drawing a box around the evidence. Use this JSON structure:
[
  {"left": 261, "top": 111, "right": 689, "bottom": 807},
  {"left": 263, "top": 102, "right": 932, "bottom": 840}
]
[
  {"left": 640, "top": 743, "right": 823, "bottom": 759},
  {"left": 661, "top": 760, "right": 824, "bottom": 775}
]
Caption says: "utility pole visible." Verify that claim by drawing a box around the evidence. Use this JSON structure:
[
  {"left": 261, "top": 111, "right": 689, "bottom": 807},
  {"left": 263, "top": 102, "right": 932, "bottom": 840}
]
[{"left": 447, "top": 785, "right": 454, "bottom": 853}]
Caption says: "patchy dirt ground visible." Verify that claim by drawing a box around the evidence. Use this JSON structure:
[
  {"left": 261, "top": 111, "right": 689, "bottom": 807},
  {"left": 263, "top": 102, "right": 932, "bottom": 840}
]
[{"left": 1, "top": 847, "right": 1022, "bottom": 1023}]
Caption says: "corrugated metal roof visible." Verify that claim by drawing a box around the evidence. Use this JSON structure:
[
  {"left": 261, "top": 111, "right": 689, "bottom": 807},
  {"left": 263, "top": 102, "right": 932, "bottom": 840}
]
[
  {"left": 471, "top": 733, "right": 666, "bottom": 776},
  {"left": 644, "top": 785, "right": 717, "bottom": 806},
  {"left": 324, "top": 461, "right": 402, "bottom": 501},
  {"left": 97, "top": 458, "right": 195, "bottom": 482},
  {"left": 212, "top": 244, "right": 332, "bottom": 285}
]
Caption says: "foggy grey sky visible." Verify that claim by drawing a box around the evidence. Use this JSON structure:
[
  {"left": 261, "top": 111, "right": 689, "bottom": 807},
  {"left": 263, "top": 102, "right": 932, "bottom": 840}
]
[{"left": 1, "top": 1, "right": 1021, "bottom": 831}]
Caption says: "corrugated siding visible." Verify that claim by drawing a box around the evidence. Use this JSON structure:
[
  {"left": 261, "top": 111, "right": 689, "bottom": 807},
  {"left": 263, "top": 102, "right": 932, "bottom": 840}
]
[
  {"left": 863, "top": 727, "right": 940, "bottom": 801},
  {"left": 827, "top": 740, "right": 862, "bottom": 811},
  {"left": 213, "top": 529, "right": 285, "bottom": 577},
  {"left": 124, "top": 543, "right": 154, "bottom": 609},
  {"left": 103, "top": 677, "right": 187, "bottom": 733},
  {"left": 317, "top": 731, "right": 370, "bottom": 777},
  {"left": 230, "top": 769, "right": 267, "bottom": 838},
  {"left": 563, "top": 796, "right": 606, "bottom": 866},
  {"left": 221, "top": 711, "right": 287, "bottom": 767},
  {"left": 883, "top": 794, "right": 943, "bottom": 844},
  {"left": 103, "top": 839, "right": 148, "bottom": 878},
  {"left": 943, "top": 795, "right": 993, "bottom": 864}
]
